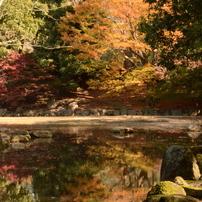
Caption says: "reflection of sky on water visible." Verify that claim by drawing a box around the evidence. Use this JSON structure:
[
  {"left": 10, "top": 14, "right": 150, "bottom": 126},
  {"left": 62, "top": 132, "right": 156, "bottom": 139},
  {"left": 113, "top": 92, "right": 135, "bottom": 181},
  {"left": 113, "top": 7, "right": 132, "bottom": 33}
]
[{"left": 0, "top": 127, "right": 200, "bottom": 202}]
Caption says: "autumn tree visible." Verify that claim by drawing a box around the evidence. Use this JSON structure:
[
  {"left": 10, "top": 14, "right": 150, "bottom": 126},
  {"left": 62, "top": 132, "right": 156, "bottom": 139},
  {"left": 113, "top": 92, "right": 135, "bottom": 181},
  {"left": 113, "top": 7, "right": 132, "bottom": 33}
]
[
  {"left": 57, "top": 0, "right": 151, "bottom": 90},
  {"left": 0, "top": 52, "right": 53, "bottom": 107},
  {"left": 58, "top": 0, "right": 150, "bottom": 67},
  {"left": 139, "top": 0, "right": 202, "bottom": 69},
  {"left": 0, "top": 0, "right": 81, "bottom": 101}
]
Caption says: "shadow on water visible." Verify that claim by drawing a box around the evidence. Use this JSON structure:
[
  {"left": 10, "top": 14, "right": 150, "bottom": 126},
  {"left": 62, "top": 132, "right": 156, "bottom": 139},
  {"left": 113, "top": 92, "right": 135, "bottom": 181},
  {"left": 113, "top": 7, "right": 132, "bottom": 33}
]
[{"left": 0, "top": 126, "right": 201, "bottom": 202}]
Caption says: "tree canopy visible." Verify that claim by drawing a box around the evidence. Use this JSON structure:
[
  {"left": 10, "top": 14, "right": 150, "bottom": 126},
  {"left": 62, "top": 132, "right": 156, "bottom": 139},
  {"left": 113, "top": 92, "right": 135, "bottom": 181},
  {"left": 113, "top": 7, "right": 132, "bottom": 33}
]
[
  {"left": 0, "top": 0, "right": 201, "bottom": 108},
  {"left": 139, "top": 0, "right": 202, "bottom": 69}
]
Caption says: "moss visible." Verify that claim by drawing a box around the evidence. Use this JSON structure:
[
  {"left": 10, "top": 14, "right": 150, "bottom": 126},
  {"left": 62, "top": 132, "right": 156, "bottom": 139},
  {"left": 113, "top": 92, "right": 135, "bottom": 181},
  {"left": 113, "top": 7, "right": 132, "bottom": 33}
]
[
  {"left": 183, "top": 186, "right": 202, "bottom": 197},
  {"left": 144, "top": 194, "right": 200, "bottom": 202},
  {"left": 147, "top": 181, "right": 186, "bottom": 197}
]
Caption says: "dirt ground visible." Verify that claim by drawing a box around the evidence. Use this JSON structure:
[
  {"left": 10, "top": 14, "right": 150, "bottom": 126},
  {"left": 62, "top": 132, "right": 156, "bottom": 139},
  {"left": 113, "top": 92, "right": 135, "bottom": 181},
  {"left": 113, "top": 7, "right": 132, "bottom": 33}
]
[{"left": 48, "top": 88, "right": 202, "bottom": 111}]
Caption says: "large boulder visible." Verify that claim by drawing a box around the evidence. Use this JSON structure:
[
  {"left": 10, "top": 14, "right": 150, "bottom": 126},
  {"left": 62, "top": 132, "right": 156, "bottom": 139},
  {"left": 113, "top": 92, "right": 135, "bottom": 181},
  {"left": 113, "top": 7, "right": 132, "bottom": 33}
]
[{"left": 160, "top": 145, "right": 201, "bottom": 181}]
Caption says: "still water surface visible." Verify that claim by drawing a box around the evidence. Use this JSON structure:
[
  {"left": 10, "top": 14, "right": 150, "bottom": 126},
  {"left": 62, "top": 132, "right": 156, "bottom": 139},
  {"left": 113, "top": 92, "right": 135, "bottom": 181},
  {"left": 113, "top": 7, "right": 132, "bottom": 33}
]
[{"left": 0, "top": 126, "right": 200, "bottom": 202}]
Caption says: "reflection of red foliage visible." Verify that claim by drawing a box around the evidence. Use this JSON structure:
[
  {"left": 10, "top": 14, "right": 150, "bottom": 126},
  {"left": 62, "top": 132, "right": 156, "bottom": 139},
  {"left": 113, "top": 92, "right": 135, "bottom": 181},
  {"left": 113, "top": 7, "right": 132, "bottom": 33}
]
[
  {"left": 0, "top": 165, "right": 20, "bottom": 182},
  {"left": 0, "top": 52, "right": 54, "bottom": 107}
]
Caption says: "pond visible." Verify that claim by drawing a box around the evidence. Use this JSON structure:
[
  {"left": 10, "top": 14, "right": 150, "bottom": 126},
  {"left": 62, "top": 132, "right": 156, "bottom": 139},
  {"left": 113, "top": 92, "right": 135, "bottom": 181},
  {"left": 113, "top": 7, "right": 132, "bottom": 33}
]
[{"left": 0, "top": 126, "right": 201, "bottom": 202}]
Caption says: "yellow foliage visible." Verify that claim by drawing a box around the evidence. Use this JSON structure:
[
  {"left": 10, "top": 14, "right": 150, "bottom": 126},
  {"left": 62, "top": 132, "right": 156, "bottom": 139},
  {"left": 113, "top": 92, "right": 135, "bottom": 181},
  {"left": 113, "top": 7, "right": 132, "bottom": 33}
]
[{"left": 58, "top": 0, "right": 150, "bottom": 60}]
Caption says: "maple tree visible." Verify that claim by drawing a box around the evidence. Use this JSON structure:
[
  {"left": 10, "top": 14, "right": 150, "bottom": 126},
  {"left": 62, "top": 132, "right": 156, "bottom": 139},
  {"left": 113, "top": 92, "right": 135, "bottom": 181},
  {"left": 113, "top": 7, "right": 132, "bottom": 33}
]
[
  {"left": 58, "top": 0, "right": 150, "bottom": 69},
  {"left": 0, "top": 52, "right": 53, "bottom": 107}
]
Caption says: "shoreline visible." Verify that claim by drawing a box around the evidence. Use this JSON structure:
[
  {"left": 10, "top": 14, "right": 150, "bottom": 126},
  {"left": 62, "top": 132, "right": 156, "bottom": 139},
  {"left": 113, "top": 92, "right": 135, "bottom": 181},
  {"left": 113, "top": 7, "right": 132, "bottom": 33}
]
[{"left": 0, "top": 116, "right": 201, "bottom": 132}]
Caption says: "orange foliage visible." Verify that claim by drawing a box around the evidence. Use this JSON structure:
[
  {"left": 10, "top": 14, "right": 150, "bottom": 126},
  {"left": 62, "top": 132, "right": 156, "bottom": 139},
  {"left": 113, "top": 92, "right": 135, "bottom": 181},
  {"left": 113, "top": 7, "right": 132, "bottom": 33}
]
[
  {"left": 61, "top": 176, "right": 105, "bottom": 202},
  {"left": 58, "top": 0, "right": 150, "bottom": 62}
]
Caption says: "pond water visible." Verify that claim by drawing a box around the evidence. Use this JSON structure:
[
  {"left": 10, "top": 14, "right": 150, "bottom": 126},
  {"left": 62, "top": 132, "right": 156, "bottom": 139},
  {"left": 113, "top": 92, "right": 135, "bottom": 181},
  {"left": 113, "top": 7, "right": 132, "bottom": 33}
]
[{"left": 0, "top": 126, "right": 201, "bottom": 202}]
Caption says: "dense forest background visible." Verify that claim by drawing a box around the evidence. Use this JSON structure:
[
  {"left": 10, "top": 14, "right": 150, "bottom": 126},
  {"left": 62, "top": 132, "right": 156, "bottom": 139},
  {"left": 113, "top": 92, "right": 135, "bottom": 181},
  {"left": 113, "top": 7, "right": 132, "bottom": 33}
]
[{"left": 0, "top": 0, "right": 201, "bottom": 110}]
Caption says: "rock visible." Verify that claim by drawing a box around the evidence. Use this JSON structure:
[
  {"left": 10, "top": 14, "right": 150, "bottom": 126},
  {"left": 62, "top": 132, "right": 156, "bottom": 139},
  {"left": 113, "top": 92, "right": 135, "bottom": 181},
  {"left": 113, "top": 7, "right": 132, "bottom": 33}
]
[
  {"left": 32, "top": 138, "right": 53, "bottom": 144},
  {"left": 98, "top": 109, "right": 106, "bottom": 116},
  {"left": 49, "top": 109, "right": 58, "bottom": 116},
  {"left": 183, "top": 185, "right": 202, "bottom": 198},
  {"left": 171, "top": 109, "right": 183, "bottom": 116},
  {"left": 189, "top": 109, "right": 201, "bottom": 116},
  {"left": 69, "top": 102, "right": 79, "bottom": 110},
  {"left": 8, "top": 130, "right": 29, "bottom": 136},
  {"left": 0, "top": 108, "right": 7, "bottom": 116},
  {"left": 37, "top": 109, "right": 44, "bottom": 116},
  {"left": 120, "top": 108, "right": 128, "bottom": 115},
  {"left": 175, "top": 176, "right": 202, "bottom": 198},
  {"left": 187, "top": 132, "right": 201, "bottom": 139},
  {"left": 0, "top": 133, "right": 10, "bottom": 148},
  {"left": 196, "top": 154, "right": 202, "bottom": 173},
  {"left": 23, "top": 109, "right": 35, "bottom": 116},
  {"left": 144, "top": 195, "right": 200, "bottom": 202},
  {"left": 111, "top": 127, "right": 134, "bottom": 134},
  {"left": 57, "top": 106, "right": 67, "bottom": 116},
  {"left": 174, "top": 176, "right": 189, "bottom": 186},
  {"left": 188, "top": 124, "right": 201, "bottom": 132},
  {"left": 160, "top": 145, "right": 201, "bottom": 181},
  {"left": 147, "top": 181, "right": 186, "bottom": 197},
  {"left": 81, "top": 110, "right": 90, "bottom": 116},
  {"left": 15, "top": 106, "right": 23, "bottom": 114},
  {"left": 74, "top": 109, "right": 82, "bottom": 116},
  {"left": 11, "top": 142, "right": 30, "bottom": 150},
  {"left": 105, "top": 110, "right": 114, "bottom": 116},
  {"left": 89, "top": 109, "right": 100, "bottom": 116},
  {"left": 30, "top": 130, "right": 53, "bottom": 138},
  {"left": 128, "top": 110, "right": 136, "bottom": 115},
  {"left": 114, "top": 110, "right": 120, "bottom": 116},
  {"left": 11, "top": 135, "right": 31, "bottom": 142},
  {"left": 47, "top": 98, "right": 57, "bottom": 109}
]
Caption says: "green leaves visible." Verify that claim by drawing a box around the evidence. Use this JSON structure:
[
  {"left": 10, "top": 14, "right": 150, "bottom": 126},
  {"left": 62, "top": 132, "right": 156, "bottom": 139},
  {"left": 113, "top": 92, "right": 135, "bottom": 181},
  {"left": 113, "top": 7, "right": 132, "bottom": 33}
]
[{"left": 140, "top": 0, "right": 202, "bottom": 69}]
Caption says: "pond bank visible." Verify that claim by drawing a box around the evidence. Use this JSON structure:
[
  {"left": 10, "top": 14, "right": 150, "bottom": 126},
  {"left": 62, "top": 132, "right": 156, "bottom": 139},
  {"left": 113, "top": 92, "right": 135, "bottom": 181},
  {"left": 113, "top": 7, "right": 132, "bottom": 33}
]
[{"left": 0, "top": 116, "right": 201, "bottom": 132}]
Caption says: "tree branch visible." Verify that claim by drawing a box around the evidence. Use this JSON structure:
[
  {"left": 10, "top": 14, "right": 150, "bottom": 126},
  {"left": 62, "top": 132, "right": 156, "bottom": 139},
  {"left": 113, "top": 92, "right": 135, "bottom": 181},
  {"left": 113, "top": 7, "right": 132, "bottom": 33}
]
[{"left": 0, "top": 41, "right": 72, "bottom": 50}]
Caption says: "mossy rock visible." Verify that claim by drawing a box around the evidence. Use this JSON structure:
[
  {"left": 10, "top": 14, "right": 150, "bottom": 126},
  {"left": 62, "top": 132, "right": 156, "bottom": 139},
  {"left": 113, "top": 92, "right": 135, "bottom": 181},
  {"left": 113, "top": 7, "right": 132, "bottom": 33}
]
[
  {"left": 147, "top": 181, "right": 186, "bottom": 197},
  {"left": 183, "top": 186, "right": 202, "bottom": 198},
  {"left": 144, "top": 194, "right": 199, "bottom": 202},
  {"left": 175, "top": 176, "right": 202, "bottom": 198}
]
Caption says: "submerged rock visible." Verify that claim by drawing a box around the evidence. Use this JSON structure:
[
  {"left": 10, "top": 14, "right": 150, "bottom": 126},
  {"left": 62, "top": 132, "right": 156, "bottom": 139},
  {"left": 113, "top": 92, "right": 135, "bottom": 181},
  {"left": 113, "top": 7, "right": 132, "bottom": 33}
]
[
  {"left": 30, "top": 130, "right": 53, "bottom": 138},
  {"left": 111, "top": 127, "right": 134, "bottom": 134},
  {"left": 188, "top": 124, "right": 201, "bottom": 132},
  {"left": 11, "top": 134, "right": 31, "bottom": 142},
  {"left": 0, "top": 132, "right": 10, "bottom": 148},
  {"left": 11, "top": 142, "right": 30, "bottom": 150}
]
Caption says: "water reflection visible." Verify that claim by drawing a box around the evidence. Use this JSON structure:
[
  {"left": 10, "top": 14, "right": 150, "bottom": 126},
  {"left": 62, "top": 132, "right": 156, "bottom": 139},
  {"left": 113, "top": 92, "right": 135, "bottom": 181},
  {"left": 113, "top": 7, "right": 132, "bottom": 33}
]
[{"left": 0, "top": 127, "right": 200, "bottom": 202}]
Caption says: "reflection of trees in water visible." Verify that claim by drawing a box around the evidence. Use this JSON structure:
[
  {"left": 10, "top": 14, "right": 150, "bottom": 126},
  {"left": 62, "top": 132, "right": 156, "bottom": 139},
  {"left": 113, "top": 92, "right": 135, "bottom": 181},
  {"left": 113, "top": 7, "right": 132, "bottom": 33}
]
[
  {"left": 0, "top": 176, "right": 37, "bottom": 202},
  {"left": 0, "top": 128, "right": 166, "bottom": 201}
]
